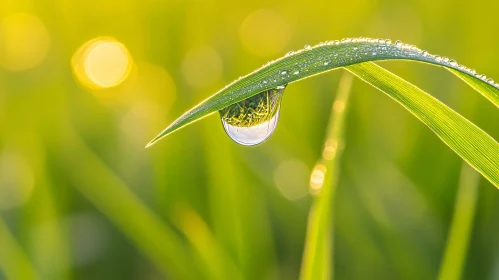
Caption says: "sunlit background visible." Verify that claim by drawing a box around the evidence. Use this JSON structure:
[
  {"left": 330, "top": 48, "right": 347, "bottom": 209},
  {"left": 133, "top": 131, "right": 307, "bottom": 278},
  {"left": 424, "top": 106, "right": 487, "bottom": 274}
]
[{"left": 1, "top": 0, "right": 498, "bottom": 279}]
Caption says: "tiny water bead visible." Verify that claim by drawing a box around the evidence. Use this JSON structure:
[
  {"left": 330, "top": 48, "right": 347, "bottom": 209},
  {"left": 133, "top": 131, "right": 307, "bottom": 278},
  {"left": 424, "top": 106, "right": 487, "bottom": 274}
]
[
  {"left": 243, "top": 37, "right": 498, "bottom": 90},
  {"left": 219, "top": 85, "right": 286, "bottom": 146}
]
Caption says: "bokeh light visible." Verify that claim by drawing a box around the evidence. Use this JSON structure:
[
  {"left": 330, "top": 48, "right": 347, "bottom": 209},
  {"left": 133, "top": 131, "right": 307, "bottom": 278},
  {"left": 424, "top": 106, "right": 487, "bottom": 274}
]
[
  {"left": 72, "top": 37, "right": 133, "bottom": 89},
  {"left": 181, "top": 45, "right": 223, "bottom": 89},
  {"left": 239, "top": 9, "right": 291, "bottom": 57},
  {"left": 322, "top": 139, "right": 339, "bottom": 161},
  {"left": 0, "top": 13, "right": 50, "bottom": 71},
  {"left": 0, "top": 1, "right": 498, "bottom": 279},
  {"left": 309, "top": 163, "right": 326, "bottom": 195}
]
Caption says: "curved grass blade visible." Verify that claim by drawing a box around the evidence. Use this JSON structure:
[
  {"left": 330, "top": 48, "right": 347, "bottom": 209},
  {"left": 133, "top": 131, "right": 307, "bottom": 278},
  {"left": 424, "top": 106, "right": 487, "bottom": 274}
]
[
  {"left": 345, "top": 62, "right": 499, "bottom": 188},
  {"left": 146, "top": 38, "right": 499, "bottom": 147},
  {"left": 300, "top": 72, "right": 353, "bottom": 280},
  {"left": 449, "top": 69, "right": 499, "bottom": 107}
]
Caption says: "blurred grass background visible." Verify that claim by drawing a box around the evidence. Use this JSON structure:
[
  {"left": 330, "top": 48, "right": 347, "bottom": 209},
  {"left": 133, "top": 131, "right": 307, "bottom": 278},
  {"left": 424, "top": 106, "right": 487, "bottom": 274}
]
[{"left": 0, "top": 0, "right": 498, "bottom": 279}]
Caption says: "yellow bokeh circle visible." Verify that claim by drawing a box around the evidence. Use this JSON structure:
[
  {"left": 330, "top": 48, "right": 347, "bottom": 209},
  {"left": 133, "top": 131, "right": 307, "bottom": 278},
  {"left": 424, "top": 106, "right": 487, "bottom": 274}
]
[
  {"left": 309, "top": 164, "right": 327, "bottom": 195},
  {"left": 0, "top": 13, "right": 50, "bottom": 71},
  {"left": 72, "top": 37, "right": 133, "bottom": 89}
]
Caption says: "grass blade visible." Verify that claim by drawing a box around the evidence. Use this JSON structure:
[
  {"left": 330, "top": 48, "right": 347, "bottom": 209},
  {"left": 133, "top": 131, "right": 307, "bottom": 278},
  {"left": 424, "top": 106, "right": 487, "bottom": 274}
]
[
  {"left": 300, "top": 72, "right": 353, "bottom": 280},
  {"left": 450, "top": 69, "right": 499, "bottom": 107},
  {"left": 202, "top": 120, "right": 278, "bottom": 280},
  {"left": 0, "top": 218, "right": 39, "bottom": 280},
  {"left": 56, "top": 132, "right": 199, "bottom": 280},
  {"left": 345, "top": 62, "right": 499, "bottom": 188},
  {"left": 26, "top": 146, "right": 71, "bottom": 280},
  {"left": 147, "top": 38, "right": 499, "bottom": 147},
  {"left": 438, "top": 163, "right": 479, "bottom": 280},
  {"left": 173, "top": 204, "right": 244, "bottom": 280}
]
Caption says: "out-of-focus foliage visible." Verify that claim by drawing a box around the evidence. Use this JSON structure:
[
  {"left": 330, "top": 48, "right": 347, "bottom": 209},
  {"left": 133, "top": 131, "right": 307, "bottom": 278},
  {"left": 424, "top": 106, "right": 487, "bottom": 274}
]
[{"left": 0, "top": 0, "right": 498, "bottom": 279}]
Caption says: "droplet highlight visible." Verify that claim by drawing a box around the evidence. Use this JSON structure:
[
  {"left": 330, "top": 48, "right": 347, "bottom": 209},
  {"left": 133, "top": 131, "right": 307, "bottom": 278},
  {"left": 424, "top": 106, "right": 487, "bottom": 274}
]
[{"left": 219, "top": 86, "right": 286, "bottom": 146}]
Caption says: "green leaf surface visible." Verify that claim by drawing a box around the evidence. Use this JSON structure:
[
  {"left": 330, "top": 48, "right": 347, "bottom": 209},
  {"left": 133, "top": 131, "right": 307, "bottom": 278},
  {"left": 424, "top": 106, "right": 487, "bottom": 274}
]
[
  {"left": 345, "top": 62, "right": 499, "bottom": 188},
  {"left": 449, "top": 69, "right": 499, "bottom": 107},
  {"left": 147, "top": 38, "right": 499, "bottom": 147}
]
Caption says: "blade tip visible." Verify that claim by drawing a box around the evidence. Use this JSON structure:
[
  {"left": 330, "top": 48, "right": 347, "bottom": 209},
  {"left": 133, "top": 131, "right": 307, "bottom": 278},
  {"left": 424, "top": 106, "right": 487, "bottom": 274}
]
[{"left": 145, "top": 140, "right": 156, "bottom": 148}]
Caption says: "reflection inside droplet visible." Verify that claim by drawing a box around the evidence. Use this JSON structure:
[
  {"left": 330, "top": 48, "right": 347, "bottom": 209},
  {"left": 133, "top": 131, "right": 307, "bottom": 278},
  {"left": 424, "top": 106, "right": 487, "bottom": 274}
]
[
  {"left": 222, "top": 113, "right": 280, "bottom": 146},
  {"left": 219, "top": 85, "right": 285, "bottom": 146}
]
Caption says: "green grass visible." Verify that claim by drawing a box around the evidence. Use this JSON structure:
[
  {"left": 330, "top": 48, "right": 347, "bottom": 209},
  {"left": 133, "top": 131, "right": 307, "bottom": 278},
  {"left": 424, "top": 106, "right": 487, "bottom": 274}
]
[
  {"left": 146, "top": 38, "right": 499, "bottom": 147},
  {"left": 438, "top": 164, "right": 480, "bottom": 280},
  {"left": 2, "top": 34, "right": 498, "bottom": 280},
  {"left": 299, "top": 72, "right": 353, "bottom": 280},
  {"left": 173, "top": 204, "right": 244, "bottom": 280},
  {"left": 147, "top": 38, "right": 499, "bottom": 188},
  {"left": 56, "top": 126, "right": 200, "bottom": 280},
  {"left": 346, "top": 62, "right": 498, "bottom": 187},
  {"left": 1, "top": 0, "right": 499, "bottom": 278},
  {"left": 145, "top": 38, "right": 498, "bottom": 279},
  {"left": 0, "top": 218, "right": 38, "bottom": 280}
]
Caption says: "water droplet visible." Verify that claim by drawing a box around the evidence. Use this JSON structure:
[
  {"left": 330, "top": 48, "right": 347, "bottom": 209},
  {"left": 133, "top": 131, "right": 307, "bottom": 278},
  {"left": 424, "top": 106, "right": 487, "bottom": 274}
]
[
  {"left": 449, "top": 60, "right": 457, "bottom": 67},
  {"left": 323, "top": 61, "right": 330, "bottom": 66},
  {"left": 304, "top": 45, "right": 311, "bottom": 50},
  {"left": 293, "top": 71, "right": 299, "bottom": 75},
  {"left": 395, "top": 40, "right": 403, "bottom": 47},
  {"left": 219, "top": 86, "right": 285, "bottom": 146},
  {"left": 422, "top": 51, "right": 428, "bottom": 57}
]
